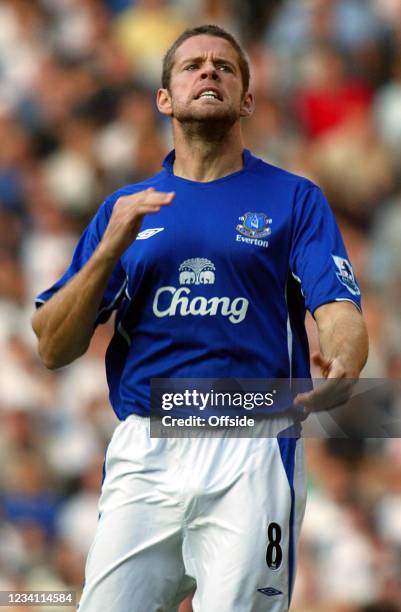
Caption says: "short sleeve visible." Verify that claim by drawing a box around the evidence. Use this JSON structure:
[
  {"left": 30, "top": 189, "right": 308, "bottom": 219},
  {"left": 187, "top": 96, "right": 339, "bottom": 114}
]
[
  {"left": 290, "top": 185, "right": 361, "bottom": 315},
  {"left": 35, "top": 196, "right": 127, "bottom": 325}
]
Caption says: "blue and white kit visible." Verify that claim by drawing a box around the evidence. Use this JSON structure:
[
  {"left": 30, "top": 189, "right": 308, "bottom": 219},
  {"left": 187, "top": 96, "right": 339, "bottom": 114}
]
[{"left": 36, "top": 150, "right": 361, "bottom": 612}]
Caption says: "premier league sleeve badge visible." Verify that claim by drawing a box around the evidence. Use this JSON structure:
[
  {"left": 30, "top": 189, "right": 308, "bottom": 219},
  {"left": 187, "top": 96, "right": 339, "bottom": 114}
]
[{"left": 332, "top": 255, "right": 361, "bottom": 296}]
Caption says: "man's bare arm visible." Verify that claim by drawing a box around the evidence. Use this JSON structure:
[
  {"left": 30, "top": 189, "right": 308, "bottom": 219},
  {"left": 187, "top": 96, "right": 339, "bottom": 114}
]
[
  {"left": 32, "top": 189, "right": 175, "bottom": 369},
  {"left": 294, "top": 301, "right": 369, "bottom": 412},
  {"left": 32, "top": 248, "right": 120, "bottom": 369},
  {"left": 313, "top": 301, "right": 368, "bottom": 378}
]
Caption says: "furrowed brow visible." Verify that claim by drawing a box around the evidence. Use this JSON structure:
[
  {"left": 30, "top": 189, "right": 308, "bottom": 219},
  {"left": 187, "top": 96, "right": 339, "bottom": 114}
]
[
  {"left": 178, "top": 56, "right": 237, "bottom": 70},
  {"left": 178, "top": 56, "right": 203, "bottom": 67}
]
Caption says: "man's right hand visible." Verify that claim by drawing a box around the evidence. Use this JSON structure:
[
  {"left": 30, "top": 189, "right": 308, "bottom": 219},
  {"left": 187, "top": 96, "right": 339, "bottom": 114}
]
[
  {"left": 98, "top": 188, "right": 175, "bottom": 261},
  {"left": 32, "top": 188, "right": 175, "bottom": 369}
]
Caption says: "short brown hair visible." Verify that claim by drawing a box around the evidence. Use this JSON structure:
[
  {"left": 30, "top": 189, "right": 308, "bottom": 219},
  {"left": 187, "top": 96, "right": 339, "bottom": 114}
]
[{"left": 162, "top": 25, "right": 250, "bottom": 92}]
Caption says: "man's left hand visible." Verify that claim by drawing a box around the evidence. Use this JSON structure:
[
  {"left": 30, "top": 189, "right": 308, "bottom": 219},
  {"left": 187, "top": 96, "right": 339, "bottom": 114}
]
[{"left": 293, "top": 351, "right": 357, "bottom": 413}]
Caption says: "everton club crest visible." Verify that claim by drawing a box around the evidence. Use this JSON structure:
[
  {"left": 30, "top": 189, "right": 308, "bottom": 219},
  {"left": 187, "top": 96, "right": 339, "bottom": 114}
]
[{"left": 236, "top": 212, "right": 272, "bottom": 238}]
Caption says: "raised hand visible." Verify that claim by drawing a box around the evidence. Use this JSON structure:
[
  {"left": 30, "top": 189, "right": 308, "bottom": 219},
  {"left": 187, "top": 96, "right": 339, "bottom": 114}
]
[{"left": 99, "top": 188, "right": 175, "bottom": 261}]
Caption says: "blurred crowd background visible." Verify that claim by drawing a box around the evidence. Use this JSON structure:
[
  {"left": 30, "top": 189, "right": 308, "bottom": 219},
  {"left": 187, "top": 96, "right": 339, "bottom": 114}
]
[{"left": 0, "top": 0, "right": 401, "bottom": 610}]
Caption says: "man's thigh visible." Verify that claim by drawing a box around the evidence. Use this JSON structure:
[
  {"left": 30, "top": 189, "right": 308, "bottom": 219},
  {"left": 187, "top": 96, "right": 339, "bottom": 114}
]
[
  {"left": 185, "top": 436, "right": 306, "bottom": 612},
  {"left": 78, "top": 416, "right": 195, "bottom": 612},
  {"left": 78, "top": 507, "right": 193, "bottom": 611}
]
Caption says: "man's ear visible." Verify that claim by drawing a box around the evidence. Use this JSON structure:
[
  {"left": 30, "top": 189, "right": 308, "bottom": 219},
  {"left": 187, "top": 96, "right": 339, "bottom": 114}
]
[
  {"left": 157, "top": 88, "right": 173, "bottom": 116},
  {"left": 240, "top": 92, "right": 255, "bottom": 118}
]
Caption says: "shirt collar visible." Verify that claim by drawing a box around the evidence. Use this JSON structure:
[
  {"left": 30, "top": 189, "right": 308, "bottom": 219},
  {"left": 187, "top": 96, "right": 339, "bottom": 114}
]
[{"left": 162, "top": 148, "right": 252, "bottom": 174}]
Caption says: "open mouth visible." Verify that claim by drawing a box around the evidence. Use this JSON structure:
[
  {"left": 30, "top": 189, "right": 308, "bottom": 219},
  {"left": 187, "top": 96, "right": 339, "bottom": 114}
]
[{"left": 195, "top": 89, "right": 222, "bottom": 101}]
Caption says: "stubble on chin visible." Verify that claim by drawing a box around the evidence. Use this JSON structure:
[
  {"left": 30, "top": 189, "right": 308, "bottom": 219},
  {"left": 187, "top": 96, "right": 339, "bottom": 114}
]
[{"left": 171, "top": 101, "right": 239, "bottom": 140}]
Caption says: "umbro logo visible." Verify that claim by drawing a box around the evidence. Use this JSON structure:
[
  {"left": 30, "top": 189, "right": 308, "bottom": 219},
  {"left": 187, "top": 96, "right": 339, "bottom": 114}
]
[
  {"left": 257, "top": 587, "right": 282, "bottom": 597},
  {"left": 137, "top": 227, "right": 164, "bottom": 240}
]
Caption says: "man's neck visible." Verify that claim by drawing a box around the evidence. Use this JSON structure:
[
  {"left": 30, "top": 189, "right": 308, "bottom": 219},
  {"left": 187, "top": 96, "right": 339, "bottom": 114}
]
[{"left": 171, "top": 122, "right": 245, "bottom": 182}]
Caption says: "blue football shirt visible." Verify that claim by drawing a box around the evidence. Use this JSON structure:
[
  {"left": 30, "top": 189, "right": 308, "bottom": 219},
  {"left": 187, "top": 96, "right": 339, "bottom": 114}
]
[{"left": 36, "top": 150, "right": 361, "bottom": 419}]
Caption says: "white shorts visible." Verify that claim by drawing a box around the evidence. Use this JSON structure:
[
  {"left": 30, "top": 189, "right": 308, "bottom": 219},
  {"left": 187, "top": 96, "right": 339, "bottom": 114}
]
[{"left": 78, "top": 414, "right": 306, "bottom": 612}]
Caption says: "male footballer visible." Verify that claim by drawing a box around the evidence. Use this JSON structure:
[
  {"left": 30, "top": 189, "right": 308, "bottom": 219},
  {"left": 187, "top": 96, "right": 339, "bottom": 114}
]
[{"left": 32, "top": 25, "right": 368, "bottom": 612}]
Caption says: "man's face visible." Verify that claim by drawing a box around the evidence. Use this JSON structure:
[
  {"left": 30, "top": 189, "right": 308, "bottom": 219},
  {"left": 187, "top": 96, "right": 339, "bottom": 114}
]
[{"left": 158, "top": 35, "right": 253, "bottom": 125}]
